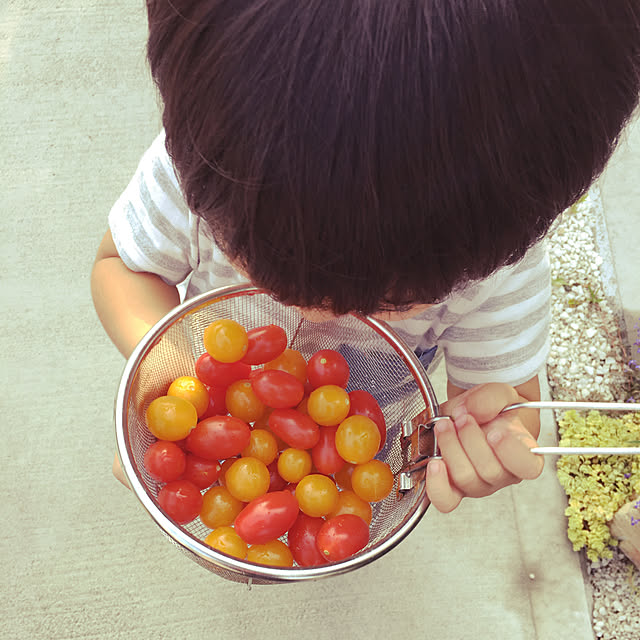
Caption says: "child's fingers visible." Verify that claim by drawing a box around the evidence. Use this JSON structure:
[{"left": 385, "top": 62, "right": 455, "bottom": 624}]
[
  {"left": 486, "top": 417, "right": 544, "bottom": 480},
  {"left": 434, "top": 418, "right": 491, "bottom": 496},
  {"left": 453, "top": 410, "right": 513, "bottom": 486},
  {"left": 425, "top": 458, "right": 464, "bottom": 513}
]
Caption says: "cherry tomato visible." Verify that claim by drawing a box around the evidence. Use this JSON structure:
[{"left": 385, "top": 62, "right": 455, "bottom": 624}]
[
  {"left": 157, "top": 480, "right": 203, "bottom": 524},
  {"left": 146, "top": 395, "right": 198, "bottom": 441},
  {"left": 143, "top": 440, "right": 187, "bottom": 483},
  {"left": 307, "top": 385, "right": 350, "bottom": 426},
  {"left": 348, "top": 389, "right": 387, "bottom": 449},
  {"left": 204, "top": 526, "right": 248, "bottom": 559},
  {"left": 311, "top": 426, "right": 345, "bottom": 475},
  {"left": 251, "top": 370, "right": 305, "bottom": 409},
  {"left": 186, "top": 415, "right": 251, "bottom": 460},
  {"left": 241, "top": 324, "right": 288, "bottom": 365},
  {"left": 287, "top": 513, "right": 328, "bottom": 567},
  {"left": 241, "top": 428, "right": 278, "bottom": 465},
  {"left": 167, "top": 376, "right": 210, "bottom": 418},
  {"left": 225, "top": 457, "right": 271, "bottom": 502},
  {"left": 334, "top": 415, "right": 381, "bottom": 464},
  {"left": 203, "top": 318, "right": 248, "bottom": 363},
  {"left": 234, "top": 490, "right": 299, "bottom": 545},
  {"left": 181, "top": 453, "right": 221, "bottom": 490},
  {"left": 268, "top": 408, "right": 320, "bottom": 449},
  {"left": 267, "top": 459, "right": 288, "bottom": 492},
  {"left": 225, "top": 380, "right": 266, "bottom": 422},
  {"left": 327, "top": 489, "right": 372, "bottom": 525},
  {"left": 195, "top": 353, "right": 251, "bottom": 388},
  {"left": 296, "top": 474, "right": 339, "bottom": 518},
  {"left": 334, "top": 462, "right": 356, "bottom": 490},
  {"left": 200, "top": 386, "right": 228, "bottom": 419},
  {"left": 200, "top": 485, "right": 245, "bottom": 528},
  {"left": 307, "top": 349, "right": 350, "bottom": 389},
  {"left": 277, "top": 448, "right": 313, "bottom": 483},
  {"left": 247, "top": 540, "right": 294, "bottom": 567},
  {"left": 264, "top": 348, "right": 307, "bottom": 383},
  {"left": 316, "top": 514, "right": 370, "bottom": 562},
  {"left": 351, "top": 459, "right": 394, "bottom": 502}
]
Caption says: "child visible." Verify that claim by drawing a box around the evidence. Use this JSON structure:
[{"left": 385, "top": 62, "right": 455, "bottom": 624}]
[{"left": 92, "top": 0, "right": 640, "bottom": 512}]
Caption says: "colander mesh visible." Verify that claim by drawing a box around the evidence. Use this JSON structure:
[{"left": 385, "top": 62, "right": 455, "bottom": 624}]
[{"left": 120, "top": 288, "right": 435, "bottom": 583}]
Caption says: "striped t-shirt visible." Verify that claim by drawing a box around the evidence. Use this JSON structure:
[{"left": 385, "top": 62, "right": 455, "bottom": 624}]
[{"left": 109, "top": 132, "right": 551, "bottom": 389}]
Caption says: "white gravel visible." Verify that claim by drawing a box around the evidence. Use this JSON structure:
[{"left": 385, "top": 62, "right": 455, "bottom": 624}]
[{"left": 546, "top": 186, "right": 640, "bottom": 640}]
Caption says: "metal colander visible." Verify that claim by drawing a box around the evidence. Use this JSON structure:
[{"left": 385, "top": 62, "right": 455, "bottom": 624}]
[{"left": 115, "top": 284, "right": 439, "bottom": 584}]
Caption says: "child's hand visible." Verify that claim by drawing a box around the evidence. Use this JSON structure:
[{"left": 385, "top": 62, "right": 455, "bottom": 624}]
[{"left": 425, "top": 383, "right": 544, "bottom": 513}]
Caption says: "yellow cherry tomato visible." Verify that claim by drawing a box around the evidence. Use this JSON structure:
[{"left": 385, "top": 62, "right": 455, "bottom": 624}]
[
  {"left": 146, "top": 395, "right": 198, "bottom": 441},
  {"left": 167, "top": 376, "right": 210, "bottom": 418},
  {"left": 247, "top": 540, "right": 294, "bottom": 567},
  {"left": 203, "top": 319, "right": 248, "bottom": 363},
  {"left": 351, "top": 459, "right": 394, "bottom": 502},
  {"left": 204, "top": 526, "right": 248, "bottom": 559},
  {"left": 307, "top": 385, "right": 350, "bottom": 426}
]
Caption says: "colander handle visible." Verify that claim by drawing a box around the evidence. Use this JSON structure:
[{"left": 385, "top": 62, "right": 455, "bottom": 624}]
[{"left": 399, "top": 400, "right": 640, "bottom": 486}]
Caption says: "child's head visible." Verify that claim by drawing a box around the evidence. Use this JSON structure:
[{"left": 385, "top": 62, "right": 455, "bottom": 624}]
[{"left": 146, "top": 0, "right": 640, "bottom": 315}]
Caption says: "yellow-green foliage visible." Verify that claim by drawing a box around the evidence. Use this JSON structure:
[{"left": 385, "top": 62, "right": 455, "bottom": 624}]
[{"left": 556, "top": 410, "right": 640, "bottom": 562}]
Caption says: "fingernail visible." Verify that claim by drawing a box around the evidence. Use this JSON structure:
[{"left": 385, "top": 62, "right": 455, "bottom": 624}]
[
  {"left": 435, "top": 419, "right": 452, "bottom": 435},
  {"left": 428, "top": 459, "right": 443, "bottom": 475},
  {"left": 487, "top": 430, "right": 503, "bottom": 445}
]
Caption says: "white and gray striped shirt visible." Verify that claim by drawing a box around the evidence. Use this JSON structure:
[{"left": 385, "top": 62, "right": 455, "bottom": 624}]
[{"left": 109, "top": 132, "right": 551, "bottom": 389}]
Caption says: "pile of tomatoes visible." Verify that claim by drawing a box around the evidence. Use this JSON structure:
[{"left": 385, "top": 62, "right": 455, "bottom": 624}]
[{"left": 142, "top": 319, "right": 395, "bottom": 568}]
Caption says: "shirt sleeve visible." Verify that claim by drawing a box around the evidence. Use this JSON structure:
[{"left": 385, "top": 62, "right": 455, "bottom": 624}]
[
  {"left": 441, "top": 242, "right": 551, "bottom": 389},
  {"left": 108, "top": 131, "right": 195, "bottom": 286}
]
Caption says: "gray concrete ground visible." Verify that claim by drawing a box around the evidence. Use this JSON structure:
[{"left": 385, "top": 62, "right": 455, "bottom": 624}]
[{"left": 1, "top": 3, "right": 637, "bottom": 639}]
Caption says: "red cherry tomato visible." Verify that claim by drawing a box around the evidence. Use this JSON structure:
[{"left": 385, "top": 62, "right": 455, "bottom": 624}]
[
  {"left": 157, "top": 480, "right": 203, "bottom": 524},
  {"left": 195, "top": 353, "right": 251, "bottom": 388},
  {"left": 181, "top": 453, "right": 221, "bottom": 489},
  {"left": 268, "top": 408, "right": 320, "bottom": 449},
  {"left": 186, "top": 415, "right": 251, "bottom": 461},
  {"left": 307, "top": 349, "right": 350, "bottom": 389},
  {"left": 234, "top": 490, "right": 299, "bottom": 545},
  {"left": 143, "top": 440, "right": 187, "bottom": 483},
  {"left": 316, "top": 514, "right": 370, "bottom": 562},
  {"left": 311, "top": 426, "right": 345, "bottom": 475},
  {"left": 267, "top": 460, "right": 288, "bottom": 492},
  {"left": 347, "top": 389, "right": 387, "bottom": 449},
  {"left": 200, "top": 386, "right": 228, "bottom": 420},
  {"left": 251, "top": 370, "right": 305, "bottom": 409},
  {"left": 241, "top": 324, "right": 288, "bottom": 365},
  {"left": 287, "top": 513, "right": 329, "bottom": 567}
]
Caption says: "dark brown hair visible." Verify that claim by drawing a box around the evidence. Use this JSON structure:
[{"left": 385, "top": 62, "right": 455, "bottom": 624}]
[{"left": 146, "top": 0, "right": 640, "bottom": 314}]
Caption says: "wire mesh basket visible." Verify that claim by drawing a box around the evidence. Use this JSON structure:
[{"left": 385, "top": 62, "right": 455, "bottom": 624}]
[{"left": 115, "top": 284, "right": 440, "bottom": 584}]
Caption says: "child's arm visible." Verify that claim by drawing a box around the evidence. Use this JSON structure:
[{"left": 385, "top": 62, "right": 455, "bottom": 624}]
[
  {"left": 426, "top": 377, "right": 545, "bottom": 513},
  {"left": 92, "top": 230, "right": 181, "bottom": 488},
  {"left": 91, "top": 230, "right": 180, "bottom": 358}
]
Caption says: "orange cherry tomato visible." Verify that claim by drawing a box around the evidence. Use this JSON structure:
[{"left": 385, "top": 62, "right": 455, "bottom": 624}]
[
  {"left": 204, "top": 526, "right": 248, "bottom": 559},
  {"left": 307, "top": 385, "right": 351, "bottom": 426},
  {"left": 146, "top": 395, "right": 198, "bottom": 441},
  {"left": 203, "top": 319, "right": 248, "bottom": 363},
  {"left": 277, "top": 448, "right": 313, "bottom": 483},
  {"left": 264, "top": 349, "right": 307, "bottom": 383},
  {"left": 295, "top": 474, "right": 339, "bottom": 517},
  {"left": 327, "top": 489, "right": 372, "bottom": 525},
  {"left": 200, "top": 485, "right": 245, "bottom": 528},
  {"left": 334, "top": 415, "right": 380, "bottom": 464},
  {"left": 167, "top": 376, "right": 211, "bottom": 418},
  {"left": 225, "top": 379, "right": 266, "bottom": 423},
  {"left": 247, "top": 540, "right": 294, "bottom": 567},
  {"left": 351, "top": 459, "right": 394, "bottom": 502},
  {"left": 225, "top": 457, "right": 271, "bottom": 502},
  {"left": 241, "top": 429, "right": 278, "bottom": 465}
]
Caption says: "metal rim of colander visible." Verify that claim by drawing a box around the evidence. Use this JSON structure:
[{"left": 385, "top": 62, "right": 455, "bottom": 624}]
[{"left": 115, "top": 284, "right": 439, "bottom": 582}]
